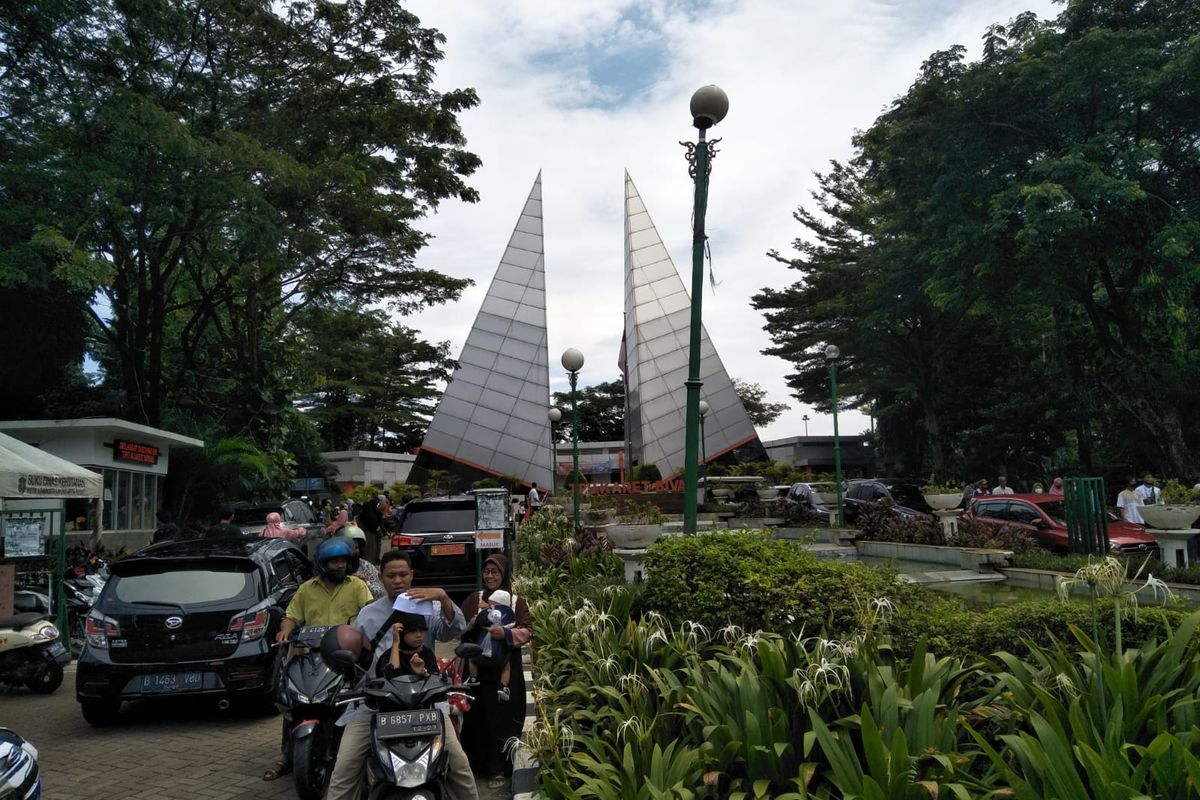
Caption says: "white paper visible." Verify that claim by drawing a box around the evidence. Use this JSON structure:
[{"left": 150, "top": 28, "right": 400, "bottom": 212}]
[{"left": 392, "top": 594, "right": 435, "bottom": 616}]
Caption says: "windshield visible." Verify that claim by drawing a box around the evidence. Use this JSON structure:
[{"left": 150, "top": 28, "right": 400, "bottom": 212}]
[
  {"left": 889, "top": 484, "right": 927, "bottom": 508},
  {"left": 104, "top": 567, "right": 257, "bottom": 608},
  {"left": 401, "top": 502, "right": 475, "bottom": 534}
]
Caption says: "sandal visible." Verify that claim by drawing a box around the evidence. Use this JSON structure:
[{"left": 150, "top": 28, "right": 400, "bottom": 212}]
[
  {"left": 488, "top": 775, "right": 506, "bottom": 790},
  {"left": 262, "top": 757, "right": 291, "bottom": 781}
]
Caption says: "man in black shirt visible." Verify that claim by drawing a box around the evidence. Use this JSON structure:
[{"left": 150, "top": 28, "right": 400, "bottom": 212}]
[{"left": 205, "top": 506, "right": 242, "bottom": 538}]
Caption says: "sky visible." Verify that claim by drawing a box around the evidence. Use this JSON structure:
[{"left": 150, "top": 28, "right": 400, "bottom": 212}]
[{"left": 401, "top": 0, "right": 1061, "bottom": 443}]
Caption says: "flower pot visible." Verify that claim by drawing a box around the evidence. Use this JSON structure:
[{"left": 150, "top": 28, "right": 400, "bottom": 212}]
[
  {"left": 756, "top": 489, "right": 778, "bottom": 500},
  {"left": 711, "top": 488, "right": 733, "bottom": 500},
  {"left": 604, "top": 523, "right": 663, "bottom": 549},
  {"left": 1138, "top": 504, "right": 1200, "bottom": 530},
  {"left": 923, "top": 493, "right": 963, "bottom": 511},
  {"left": 817, "top": 492, "right": 839, "bottom": 506},
  {"left": 584, "top": 508, "right": 616, "bottom": 524}
]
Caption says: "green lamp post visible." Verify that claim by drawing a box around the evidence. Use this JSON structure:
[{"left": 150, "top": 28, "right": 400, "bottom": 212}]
[
  {"left": 681, "top": 84, "right": 729, "bottom": 535},
  {"left": 547, "top": 407, "right": 562, "bottom": 494},
  {"left": 826, "top": 344, "right": 844, "bottom": 526},
  {"left": 561, "top": 348, "right": 585, "bottom": 531}
]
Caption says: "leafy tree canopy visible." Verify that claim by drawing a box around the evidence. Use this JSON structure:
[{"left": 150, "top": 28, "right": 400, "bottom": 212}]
[{"left": 756, "top": 0, "right": 1200, "bottom": 479}]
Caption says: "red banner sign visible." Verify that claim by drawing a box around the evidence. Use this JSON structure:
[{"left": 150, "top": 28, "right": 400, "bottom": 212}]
[{"left": 114, "top": 439, "right": 160, "bottom": 466}]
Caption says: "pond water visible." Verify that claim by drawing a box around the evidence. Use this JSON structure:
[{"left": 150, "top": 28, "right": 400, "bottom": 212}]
[{"left": 859, "top": 555, "right": 1066, "bottom": 607}]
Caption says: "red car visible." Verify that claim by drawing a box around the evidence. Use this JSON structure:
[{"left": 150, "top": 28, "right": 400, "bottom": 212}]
[{"left": 964, "top": 493, "right": 1161, "bottom": 557}]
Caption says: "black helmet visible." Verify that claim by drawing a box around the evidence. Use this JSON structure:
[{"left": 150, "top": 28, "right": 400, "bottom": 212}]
[{"left": 319, "top": 624, "right": 369, "bottom": 676}]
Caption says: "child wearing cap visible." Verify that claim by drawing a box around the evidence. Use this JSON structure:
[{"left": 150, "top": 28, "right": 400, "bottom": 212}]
[{"left": 382, "top": 611, "right": 439, "bottom": 678}]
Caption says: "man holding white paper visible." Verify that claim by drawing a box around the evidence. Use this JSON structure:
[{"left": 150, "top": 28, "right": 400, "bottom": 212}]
[{"left": 324, "top": 549, "right": 474, "bottom": 800}]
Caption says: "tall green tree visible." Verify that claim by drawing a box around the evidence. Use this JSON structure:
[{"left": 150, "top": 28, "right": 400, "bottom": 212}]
[
  {"left": 552, "top": 379, "right": 625, "bottom": 443},
  {"left": 732, "top": 379, "right": 789, "bottom": 428},
  {"left": 757, "top": 0, "right": 1200, "bottom": 478},
  {"left": 0, "top": 0, "right": 479, "bottom": 434},
  {"left": 292, "top": 306, "right": 455, "bottom": 451}
]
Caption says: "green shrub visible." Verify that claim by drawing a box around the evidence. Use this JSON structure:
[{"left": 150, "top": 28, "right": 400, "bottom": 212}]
[
  {"left": 640, "top": 531, "right": 910, "bottom": 634},
  {"left": 630, "top": 463, "right": 662, "bottom": 482},
  {"left": 953, "top": 517, "right": 1050, "bottom": 554},
  {"left": 854, "top": 505, "right": 942, "bottom": 544},
  {"left": 891, "top": 598, "right": 1190, "bottom": 664}
]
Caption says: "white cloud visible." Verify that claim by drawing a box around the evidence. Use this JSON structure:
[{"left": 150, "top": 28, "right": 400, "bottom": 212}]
[{"left": 402, "top": 0, "right": 1059, "bottom": 444}]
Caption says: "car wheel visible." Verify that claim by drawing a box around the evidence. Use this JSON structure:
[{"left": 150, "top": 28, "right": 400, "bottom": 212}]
[
  {"left": 80, "top": 698, "right": 122, "bottom": 727},
  {"left": 25, "top": 662, "right": 63, "bottom": 694}
]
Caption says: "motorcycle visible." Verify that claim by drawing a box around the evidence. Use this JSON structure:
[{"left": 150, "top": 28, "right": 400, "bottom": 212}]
[
  {"left": 277, "top": 625, "right": 346, "bottom": 800},
  {"left": 0, "top": 727, "right": 41, "bottom": 799},
  {"left": 323, "top": 634, "right": 481, "bottom": 800},
  {"left": 14, "top": 573, "right": 103, "bottom": 658},
  {"left": 0, "top": 612, "right": 70, "bottom": 694}
]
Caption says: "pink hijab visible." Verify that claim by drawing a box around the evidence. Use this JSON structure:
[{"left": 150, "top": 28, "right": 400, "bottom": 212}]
[
  {"left": 263, "top": 511, "right": 303, "bottom": 539},
  {"left": 1049, "top": 477, "right": 1064, "bottom": 495}
]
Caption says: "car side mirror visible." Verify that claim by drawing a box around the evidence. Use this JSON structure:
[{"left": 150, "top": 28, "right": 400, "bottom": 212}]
[
  {"left": 455, "top": 642, "right": 485, "bottom": 660},
  {"left": 1035, "top": 519, "right": 1050, "bottom": 529}
]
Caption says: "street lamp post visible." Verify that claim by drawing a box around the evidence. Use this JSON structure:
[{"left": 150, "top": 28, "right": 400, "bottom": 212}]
[
  {"left": 561, "top": 348, "right": 585, "bottom": 531},
  {"left": 802, "top": 414, "right": 810, "bottom": 437},
  {"left": 547, "top": 407, "right": 562, "bottom": 494},
  {"left": 825, "top": 345, "right": 844, "bottom": 526},
  {"left": 698, "top": 400, "right": 709, "bottom": 504},
  {"left": 681, "top": 84, "right": 729, "bottom": 535}
]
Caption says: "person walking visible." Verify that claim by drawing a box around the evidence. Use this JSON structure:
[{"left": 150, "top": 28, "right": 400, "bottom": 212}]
[
  {"left": 338, "top": 525, "right": 384, "bottom": 599},
  {"left": 526, "top": 482, "right": 542, "bottom": 518},
  {"left": 205, "top": 506, "right": 242, "bottom": 538},
  {"left": 261, "top": 511, "right": 303, "bottom": 539},
  {"left": 1136, "top": 473, "right": 1163, "bottom": 506},
  {"left": 991, "top": 476, "right": 1015, "bottom": 495},
  {"left": 151, "top": 510, "right": 180, "bottom": 543},
  {"left": 264, "top": 538, "right": 373, "bottom": 781},
  {"left": 1117, "top": 478, "right": 1145, "bottom": 525},
  {"left": 323, "top": 551, "right": 474, "bottom": 800},
  {"left": 458, "top": 554, "right": 532, "bottom": 792}
]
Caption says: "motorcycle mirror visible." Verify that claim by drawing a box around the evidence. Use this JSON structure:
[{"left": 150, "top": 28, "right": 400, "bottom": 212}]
[
  {"left": 454, "top": 642, "right": 485, "bottom": 660},
  {"left": 324, "top": 648, "right": 359, "bottom": 675}
]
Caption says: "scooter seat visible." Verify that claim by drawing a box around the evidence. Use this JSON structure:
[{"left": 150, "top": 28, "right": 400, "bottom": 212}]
[{"left": 0, "top": 612, "right": 47, "bottom": 630}]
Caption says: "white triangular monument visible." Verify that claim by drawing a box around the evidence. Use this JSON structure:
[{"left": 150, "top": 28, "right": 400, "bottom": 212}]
[
  {"left": 415, "top": 173, "right": 553, "bottom": 488},
  {"left": 621, "top": 171, "right": 764, "bottom": 476}
]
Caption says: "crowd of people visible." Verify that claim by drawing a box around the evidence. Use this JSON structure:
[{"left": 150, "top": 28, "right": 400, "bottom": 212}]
[
  {"left": 261, "top": 533, "right": 528, "bottom": 798},
  {"left": 958, "top": 471, "right": 1200, "bottom": 525},
  {"left": 147, "top": 489, "right": 528, "bottom": 797}
]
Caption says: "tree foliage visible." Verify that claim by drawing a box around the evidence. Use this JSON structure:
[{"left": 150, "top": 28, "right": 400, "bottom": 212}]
[
  {"left": 0, "top": 0, "right": 480, "bottom": 504},
  {"left": 756, "top": 0, "right": 1200, "bottom": 480},
  {"left": 732, "top": 379, "right": 789, "bottom": 427},
  {"left": 551, "top": 379, "right": 625, "bottom": 443}
]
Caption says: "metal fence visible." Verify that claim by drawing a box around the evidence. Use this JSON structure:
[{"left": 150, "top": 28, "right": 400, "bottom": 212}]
[{"left": 1064, "top": 477, "right": 1109, "bottom": 555}]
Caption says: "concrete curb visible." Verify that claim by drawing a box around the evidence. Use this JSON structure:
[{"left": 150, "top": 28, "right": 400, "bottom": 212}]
[{"left": 511, "top": 650, "right": 539, "bottom": 799}]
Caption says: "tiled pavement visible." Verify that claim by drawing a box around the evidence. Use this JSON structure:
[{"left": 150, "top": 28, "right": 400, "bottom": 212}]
[{"left": 1, "top": 663, "right": 511, "bottom": 800}]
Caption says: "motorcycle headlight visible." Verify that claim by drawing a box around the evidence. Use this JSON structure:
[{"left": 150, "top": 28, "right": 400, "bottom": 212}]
[
  {"left": 30, "top": 624, "right": 58, "bottom": 642},
  {"left": 377, "top": 736, "right": 442, "bottom": 788}
]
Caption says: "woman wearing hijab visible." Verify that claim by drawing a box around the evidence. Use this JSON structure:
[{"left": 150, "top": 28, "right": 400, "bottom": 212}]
[
  {"left": 458, "top": 553, "right": 531, "bottom": 791},
  {"left": 1049, "top": 477, "right": 1065, "bottom": 495},
  {"left": 262, "top": 511, "right": 304, "bottom": 539}
]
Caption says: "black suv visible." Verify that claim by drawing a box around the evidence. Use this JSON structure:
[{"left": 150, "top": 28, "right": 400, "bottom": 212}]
[
  {"left": 75, "top": 537, "right": 312, "bottom": 726},
  {"left": 389, "top": 495, "right": 478, "bottom": 594},
  {"left": 843, "top": 479, "right": 934, "bottom": 523}
]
